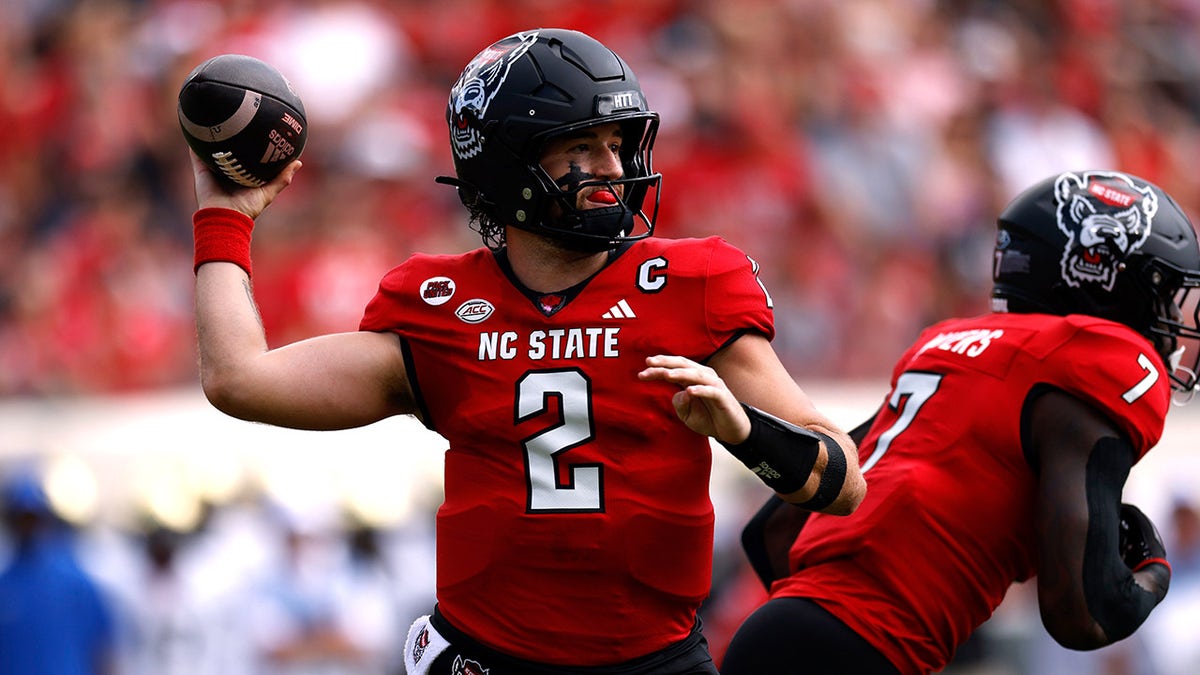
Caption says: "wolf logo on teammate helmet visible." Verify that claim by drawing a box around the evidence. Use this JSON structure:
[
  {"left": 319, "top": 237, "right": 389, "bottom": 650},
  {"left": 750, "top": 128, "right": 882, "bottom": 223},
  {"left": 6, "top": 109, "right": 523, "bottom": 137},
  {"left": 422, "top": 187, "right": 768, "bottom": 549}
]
[
  {"left": 993, "top": 170, "right": 1200, "bottom": 392},
  {"left": 1053, "top": 171, "right": 1157, "bottom": 292}
]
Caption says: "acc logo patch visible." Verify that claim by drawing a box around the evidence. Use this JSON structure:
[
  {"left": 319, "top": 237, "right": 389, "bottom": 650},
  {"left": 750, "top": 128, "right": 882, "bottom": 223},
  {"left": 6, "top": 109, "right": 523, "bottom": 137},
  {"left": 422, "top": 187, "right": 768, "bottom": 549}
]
[
  {"left": 420, "top": 277, "right": 456, "bottom": 306},
  {"left": 455, "top": 299, "right": 494, "bottom": 324}
]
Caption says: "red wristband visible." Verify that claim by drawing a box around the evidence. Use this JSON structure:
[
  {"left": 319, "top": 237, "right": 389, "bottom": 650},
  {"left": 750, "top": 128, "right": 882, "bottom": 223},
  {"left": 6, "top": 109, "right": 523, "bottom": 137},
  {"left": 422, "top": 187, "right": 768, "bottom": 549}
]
[{"left": 193, "top": 207, "right": 254, "bottom": 277}]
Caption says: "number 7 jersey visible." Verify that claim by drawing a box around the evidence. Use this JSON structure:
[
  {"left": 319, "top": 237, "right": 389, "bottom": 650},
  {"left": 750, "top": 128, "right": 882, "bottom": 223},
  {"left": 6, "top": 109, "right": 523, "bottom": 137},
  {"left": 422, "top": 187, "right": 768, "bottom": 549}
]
[
  {"left": 359, "top": 236, "right": 774, "bottom": 665},
  {"left": 775, "top": 312, "right": 1171, "bottom": 674}
]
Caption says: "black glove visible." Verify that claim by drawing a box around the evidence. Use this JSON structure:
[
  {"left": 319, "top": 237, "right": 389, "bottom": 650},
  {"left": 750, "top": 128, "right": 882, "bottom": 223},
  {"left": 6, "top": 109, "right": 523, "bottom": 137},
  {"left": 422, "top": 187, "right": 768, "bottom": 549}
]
[{"left": 1118, "top": 503, "right": 1168, "bottom": 571}]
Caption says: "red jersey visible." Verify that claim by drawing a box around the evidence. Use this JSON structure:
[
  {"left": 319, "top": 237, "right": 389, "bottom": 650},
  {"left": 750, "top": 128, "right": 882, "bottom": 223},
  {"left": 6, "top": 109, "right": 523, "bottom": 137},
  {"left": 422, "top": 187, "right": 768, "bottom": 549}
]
[
  {"left": 771, "top": 312, "right": 1170, "bottom": 674},
  {"left": 360, "top": 236, "right": 773, "bottom": 665}
]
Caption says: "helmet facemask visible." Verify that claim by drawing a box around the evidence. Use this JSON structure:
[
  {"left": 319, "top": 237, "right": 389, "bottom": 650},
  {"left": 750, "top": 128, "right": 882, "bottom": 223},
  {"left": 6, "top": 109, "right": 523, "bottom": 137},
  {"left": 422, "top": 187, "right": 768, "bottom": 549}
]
[
  {"left": 523, "top": 117, "right": 661, "bottom": 252},
  {"left": 1138, "top": 258, "right": 1200, "bottom": 395}
]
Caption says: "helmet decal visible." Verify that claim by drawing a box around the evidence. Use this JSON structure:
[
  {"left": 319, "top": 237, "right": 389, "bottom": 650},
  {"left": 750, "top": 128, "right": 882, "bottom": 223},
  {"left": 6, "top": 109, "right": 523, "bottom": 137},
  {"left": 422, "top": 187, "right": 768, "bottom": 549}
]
[
  {"left": 448, "top": 30, "right": 540, "bottom": 161},
  {"left": 1054, "top": 170, "right": 1158, "bottom": 291},
  {"left": 440, "top": 28, "right": 661, "bottom": 250},
  {"left": 994, "top": 169, "right": 1200, "bottom": 394}
]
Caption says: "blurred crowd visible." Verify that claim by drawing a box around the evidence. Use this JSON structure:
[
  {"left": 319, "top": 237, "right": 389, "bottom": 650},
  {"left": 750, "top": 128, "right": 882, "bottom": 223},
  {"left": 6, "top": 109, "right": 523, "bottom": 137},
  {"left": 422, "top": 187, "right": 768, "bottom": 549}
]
[
  {"left": 6, "top": 0, "right": 1200, "bottom": 672},
  {"left": 6, "top": 0, "right": 1200, "bottom": 395},
  {"left": 0, "top": 466, "right": 439, "bottom": 674},
  {"left": 3, "top": 462, "right": 1199, "bottom": 675}
]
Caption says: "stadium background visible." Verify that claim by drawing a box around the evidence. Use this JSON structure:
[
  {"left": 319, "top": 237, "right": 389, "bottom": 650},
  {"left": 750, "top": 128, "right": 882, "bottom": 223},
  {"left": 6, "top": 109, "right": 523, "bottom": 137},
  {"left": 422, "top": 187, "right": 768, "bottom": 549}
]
[{"left": 1, "top": 0, "right": 1199, "bottom": 672}]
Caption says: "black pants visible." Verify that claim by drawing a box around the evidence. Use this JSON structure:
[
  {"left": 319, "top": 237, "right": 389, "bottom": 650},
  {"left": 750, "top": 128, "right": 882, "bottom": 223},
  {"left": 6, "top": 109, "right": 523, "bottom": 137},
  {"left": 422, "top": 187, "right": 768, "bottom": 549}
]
[
  {"left": 427, "top": 607, "right": 719, "bottom": 675},
  {"left": 719, "top": 597, "right": 900, "bottom": 675}
]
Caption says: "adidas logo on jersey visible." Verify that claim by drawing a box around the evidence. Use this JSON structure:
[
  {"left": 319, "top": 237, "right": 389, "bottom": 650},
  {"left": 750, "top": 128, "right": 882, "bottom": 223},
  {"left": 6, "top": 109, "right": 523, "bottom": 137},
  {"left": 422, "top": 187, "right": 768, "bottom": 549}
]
[{"left": 602, "top": 299, "right": 637, "bottom": 319}]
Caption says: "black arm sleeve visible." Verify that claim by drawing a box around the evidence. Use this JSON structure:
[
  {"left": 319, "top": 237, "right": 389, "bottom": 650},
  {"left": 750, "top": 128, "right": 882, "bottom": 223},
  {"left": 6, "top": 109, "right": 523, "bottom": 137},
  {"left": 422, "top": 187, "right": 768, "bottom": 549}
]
[{"left": 1081, "top": 437, "right": 1170, "bottom": 642}]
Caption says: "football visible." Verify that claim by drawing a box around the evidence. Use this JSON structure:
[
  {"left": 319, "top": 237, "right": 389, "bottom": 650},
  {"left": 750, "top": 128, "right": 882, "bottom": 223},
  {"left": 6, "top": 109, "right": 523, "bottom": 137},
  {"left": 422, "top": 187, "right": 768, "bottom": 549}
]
[{"left": 178, "top": 54, "right": 307, "bottom": 188}]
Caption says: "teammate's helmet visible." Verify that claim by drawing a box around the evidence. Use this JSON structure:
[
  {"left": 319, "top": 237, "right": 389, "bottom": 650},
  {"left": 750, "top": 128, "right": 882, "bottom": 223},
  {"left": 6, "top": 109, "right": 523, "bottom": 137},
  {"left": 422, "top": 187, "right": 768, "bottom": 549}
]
[
  {"left": 992, "top": 170, "right": 1200, "bottom": 392},
  {"left": 437, "top": 28, "right": 661, "bottom": 251}
]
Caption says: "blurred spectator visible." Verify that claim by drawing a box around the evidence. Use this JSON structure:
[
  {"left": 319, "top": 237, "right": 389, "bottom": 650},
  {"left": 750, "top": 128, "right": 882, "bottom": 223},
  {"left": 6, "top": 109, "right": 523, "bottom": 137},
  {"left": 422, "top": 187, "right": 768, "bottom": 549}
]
[
  {"left": 335, "top": 520, "right": 436, "bottom": 675},
  {"left": 106, "top": 523, "right": 255, "bottom": 675},
  {"left": 238, "top": 502, "right": 405, "bottom": 675},
  {"left": 1168, "top": 498, "right": 1200, "bottom": 578},
  {"left": 0, "top": 469, "right": 118, "bottom": 675},
  {"left": 7, "top": 0, "right": 1200, "bottom": 394},
  {"left": 1140, "top": 498, "right": 1200, "bottom": 675}
]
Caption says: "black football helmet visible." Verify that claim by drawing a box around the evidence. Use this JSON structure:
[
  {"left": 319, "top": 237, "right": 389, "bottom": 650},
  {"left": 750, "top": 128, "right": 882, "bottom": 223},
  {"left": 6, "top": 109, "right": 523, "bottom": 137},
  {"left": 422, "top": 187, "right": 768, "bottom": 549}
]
[
  {"left": 437, "top": 28, "right": 661, "bottom": 252},
  {"left": 992, "top": 170, "right": 1200, "bottom": 393}
]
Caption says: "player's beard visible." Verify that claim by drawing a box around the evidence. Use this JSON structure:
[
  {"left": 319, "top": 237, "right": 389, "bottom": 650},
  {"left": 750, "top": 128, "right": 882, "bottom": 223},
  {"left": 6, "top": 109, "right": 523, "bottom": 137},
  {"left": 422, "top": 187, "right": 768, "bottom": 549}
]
[{"left": 537, "top": 185, "right": 631, "bottom": 253}]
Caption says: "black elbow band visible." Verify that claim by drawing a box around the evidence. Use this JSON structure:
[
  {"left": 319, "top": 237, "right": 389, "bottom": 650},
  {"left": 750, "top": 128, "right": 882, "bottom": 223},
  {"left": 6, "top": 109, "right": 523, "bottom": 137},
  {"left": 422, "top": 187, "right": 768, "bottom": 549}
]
[
  {"left": 795, "top": 430, "right": 846, "bottom": 511},
  {"left": 718, "top": 404, "right": 822, "bottom": 495}
]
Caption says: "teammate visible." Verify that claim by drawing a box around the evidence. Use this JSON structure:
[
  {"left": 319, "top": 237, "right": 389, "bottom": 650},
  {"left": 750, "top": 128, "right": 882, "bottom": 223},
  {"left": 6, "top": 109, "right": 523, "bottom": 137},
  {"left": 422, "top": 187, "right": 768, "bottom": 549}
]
[
  {"left": 721, "top": 170, "right": 1195, "bottom": 674},
  {"left": 186, "top": 28, "right": 864, "bottom": 675}
]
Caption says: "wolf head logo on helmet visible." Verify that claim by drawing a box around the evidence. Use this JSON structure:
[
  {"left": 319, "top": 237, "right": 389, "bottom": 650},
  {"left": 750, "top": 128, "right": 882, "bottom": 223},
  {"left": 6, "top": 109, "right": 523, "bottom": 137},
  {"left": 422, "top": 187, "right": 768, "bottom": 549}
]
[
  {"left": 448, "top": 32, "right": 539, "bottom": 161},
  {"left": 437, "top": 28, "right": 662, "bottom": 252},
  {"left": 1054, "top": 171, "right": 1158, "bottom": 292},
  {"left": 993, "top": 169, "right": 1200, "bottom": 393}
]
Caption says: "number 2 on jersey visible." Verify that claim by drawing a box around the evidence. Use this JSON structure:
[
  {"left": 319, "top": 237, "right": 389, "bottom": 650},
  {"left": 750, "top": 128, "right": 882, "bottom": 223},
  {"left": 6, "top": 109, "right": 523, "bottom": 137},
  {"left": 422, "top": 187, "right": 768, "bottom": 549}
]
[{"left": 516, "top": 369, "right": 603, "bottom": 513}]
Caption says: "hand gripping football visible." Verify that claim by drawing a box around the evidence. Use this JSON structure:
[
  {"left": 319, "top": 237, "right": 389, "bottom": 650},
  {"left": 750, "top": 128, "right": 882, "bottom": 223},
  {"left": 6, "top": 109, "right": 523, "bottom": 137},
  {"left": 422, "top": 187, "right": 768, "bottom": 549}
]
[{"left": 178, "top": 54, "right": 307, "bottom": 188}]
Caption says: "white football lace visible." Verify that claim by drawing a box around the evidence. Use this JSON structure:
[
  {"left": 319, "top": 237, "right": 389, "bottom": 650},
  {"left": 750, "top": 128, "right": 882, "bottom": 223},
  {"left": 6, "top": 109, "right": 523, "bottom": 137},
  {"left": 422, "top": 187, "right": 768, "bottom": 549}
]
[{"left": 211, "top": 151, "right": 265, "bottom": 188}]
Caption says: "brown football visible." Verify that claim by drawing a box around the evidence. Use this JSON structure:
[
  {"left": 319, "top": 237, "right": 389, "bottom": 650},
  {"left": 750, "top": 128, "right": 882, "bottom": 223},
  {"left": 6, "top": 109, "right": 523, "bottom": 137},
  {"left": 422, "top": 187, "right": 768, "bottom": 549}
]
[{"left": 178, "top": 54, "right": 307, "bottom": 188}]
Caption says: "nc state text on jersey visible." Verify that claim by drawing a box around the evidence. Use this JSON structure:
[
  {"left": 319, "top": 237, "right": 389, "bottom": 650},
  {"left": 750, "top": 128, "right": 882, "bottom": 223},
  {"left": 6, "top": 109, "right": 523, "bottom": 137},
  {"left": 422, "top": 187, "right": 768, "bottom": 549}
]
[{"left": 478, "top": 327, "right": 621, "bottom": 361}]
